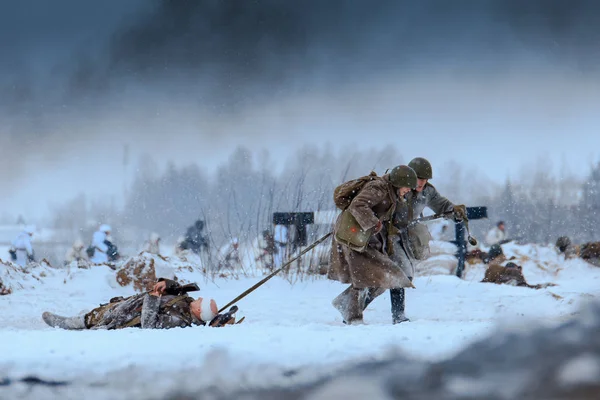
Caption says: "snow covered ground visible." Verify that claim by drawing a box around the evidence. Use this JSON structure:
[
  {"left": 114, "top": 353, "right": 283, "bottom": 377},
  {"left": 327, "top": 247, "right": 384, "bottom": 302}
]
[{"left": 1, "top": 243, "right": 599, "bottom": 398}]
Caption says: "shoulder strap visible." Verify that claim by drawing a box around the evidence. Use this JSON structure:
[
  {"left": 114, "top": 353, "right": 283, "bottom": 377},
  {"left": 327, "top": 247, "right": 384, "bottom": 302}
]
[{"left": 385, "top": 182, "right": 398, "bottom": 221}]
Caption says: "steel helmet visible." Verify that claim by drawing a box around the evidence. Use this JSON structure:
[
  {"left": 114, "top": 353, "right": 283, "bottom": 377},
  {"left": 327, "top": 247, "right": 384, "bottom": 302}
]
[
  {"left": 408, "top": 157, "right": 433, "bottom": 179},
  {"left": 389, "top": 165, "right": 418, "bottom": 189}
]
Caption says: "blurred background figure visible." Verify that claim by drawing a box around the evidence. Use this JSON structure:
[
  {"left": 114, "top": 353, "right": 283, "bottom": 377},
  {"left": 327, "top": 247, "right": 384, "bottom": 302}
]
[
  {"left": 9, "top": 225, "right": 36, "bottom": 266},
  {"left": 89, "top": 224, "right": 119, "bottom": 263},
  {"left": 218, "top": 237, "right": 241, "bottom": 270},
  {"left": 273, "top": 224, "right": 288, "bottom": 268},
  {"left": 255, "top": 230, "right": 276, "bottom": 270},
  {"left": 175, "top": 236, "right": 186, "bottom": 257},
  {"left": 64, "top": 239, "right": 88, "bottom": 265},
  {"left": 180, "top": 220, "right": 210, "bottom": 255},
  {"left": 142, "top": 232, "right": 161, "bottom": 255},
  {"left": 486, "top": 221, "right": 507, "bottom": 246}
]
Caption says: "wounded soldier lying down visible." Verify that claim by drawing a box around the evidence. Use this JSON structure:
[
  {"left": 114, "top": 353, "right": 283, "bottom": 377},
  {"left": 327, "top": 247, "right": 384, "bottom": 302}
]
[{"left": 42, "top": 278, "right": 238, "bottom": 330}]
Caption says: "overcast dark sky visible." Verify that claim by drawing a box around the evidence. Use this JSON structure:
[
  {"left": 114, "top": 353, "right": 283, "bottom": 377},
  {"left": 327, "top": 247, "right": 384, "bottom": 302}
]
[{"left": 1, "top": 0, "right": 599, "bottom": 220}]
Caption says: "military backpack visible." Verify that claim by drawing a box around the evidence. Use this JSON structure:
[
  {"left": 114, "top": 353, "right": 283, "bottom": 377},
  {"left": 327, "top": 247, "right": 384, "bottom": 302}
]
[
  {"left": 333, "top": 171, "right": 380, "bottom": 210},
  {"left": 333, "top": 171, "right": 383, "bottom": 252}
]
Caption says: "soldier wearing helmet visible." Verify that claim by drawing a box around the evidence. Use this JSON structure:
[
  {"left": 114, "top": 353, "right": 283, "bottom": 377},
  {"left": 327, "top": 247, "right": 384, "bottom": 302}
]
[
  {"left": 328, "top": 165, "right": 418, "bottom": 325},
  {"left": 387, "top": 157, "right": 467, "bottom": 324}
]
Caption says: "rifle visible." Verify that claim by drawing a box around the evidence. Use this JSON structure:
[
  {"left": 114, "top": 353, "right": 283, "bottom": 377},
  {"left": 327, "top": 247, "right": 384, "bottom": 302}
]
[
  {"left": 398, "top": 211, "right": 479, "bottom": 246},
  {"left": 134, "top": 282, "right": 200, "bottom": 300},
  {"left": 407, "top": 211, "right": 454, "bottom": 227},
  {"left": 218, "top": 232, "right": 332, "bottom": 312},
  {"left": 219, "top": 210, "right": 480, "bottom": 312}
]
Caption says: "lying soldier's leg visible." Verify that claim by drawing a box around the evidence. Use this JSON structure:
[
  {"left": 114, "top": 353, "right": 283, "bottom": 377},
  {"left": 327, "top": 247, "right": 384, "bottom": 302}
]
[
  {"left": 43, "top": 299, "right": 121, "bottom": 330},
  {"left": 42, "top": 312, "right": 86, "bottom": 330}
]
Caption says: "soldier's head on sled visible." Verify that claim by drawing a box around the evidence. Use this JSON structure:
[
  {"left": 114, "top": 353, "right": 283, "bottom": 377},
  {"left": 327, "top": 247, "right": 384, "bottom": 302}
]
[
  {"left": 148, "top": 281, "right": 228, "bottom": 325},
  {"left": 497, "top": 221, "right": 505, "bottom": 232},
  {"left": 408, "top": 157, "right": 433, "bottom": 192},
  {"left": 388, "top": 165, "right": 418, "bottom": 196},
  {"left": 189, "top": 297, "right": 218, "bottom": 323}
]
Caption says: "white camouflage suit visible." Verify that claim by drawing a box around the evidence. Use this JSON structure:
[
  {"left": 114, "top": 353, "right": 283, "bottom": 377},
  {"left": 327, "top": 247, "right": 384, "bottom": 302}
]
[{"left": 11, "top": 228, "right": 35, "bottom": 267}]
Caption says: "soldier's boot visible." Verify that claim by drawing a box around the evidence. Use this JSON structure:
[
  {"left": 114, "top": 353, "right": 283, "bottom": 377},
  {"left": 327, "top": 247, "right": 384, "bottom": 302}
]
[
  {"left": 390, "top": 288, "right": 409, "bottom": 324},
  {"left": 332, "top": 286, "right": 365, "bottom": 325},
  {"left": 42, "top": 312, "right": 86, "bottom": 330}
]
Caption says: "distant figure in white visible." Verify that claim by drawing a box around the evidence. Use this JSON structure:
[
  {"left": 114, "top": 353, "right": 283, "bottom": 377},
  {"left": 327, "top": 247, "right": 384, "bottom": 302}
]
[
  {"left": 485, "top": 221, "right": 507, "bottom": 246},
  {"left": 273, "top": 224, "right": 288, "bottom": 268},
  {"left": 142, "top": 232, "right": 161, "bottom": 255},
  {"left": 9, "top": 225, "right": 36, "bottom": 266},
  {"left": 429, "top": 219, "right": 454, "bottom": 242},
  {"left": 65, "top": 239, "right": 88, "bottom": 265},
  {"left": 90, "top": 224, "right": 112, "bottom": 263}
]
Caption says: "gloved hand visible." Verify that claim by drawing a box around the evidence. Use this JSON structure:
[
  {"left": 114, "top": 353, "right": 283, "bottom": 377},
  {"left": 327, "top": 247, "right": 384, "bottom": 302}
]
[
  {"left": 209, "top": 305, "right": 238, "bottom": 327},
  {"left": 452, "top": 205, "right": 467, "bottom": 222}
]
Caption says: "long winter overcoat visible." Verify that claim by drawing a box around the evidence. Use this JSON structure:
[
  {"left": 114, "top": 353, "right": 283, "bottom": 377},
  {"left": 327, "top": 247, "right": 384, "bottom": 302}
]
[{"left": 328, "top": 176, "right": 412, "bottom": 289}]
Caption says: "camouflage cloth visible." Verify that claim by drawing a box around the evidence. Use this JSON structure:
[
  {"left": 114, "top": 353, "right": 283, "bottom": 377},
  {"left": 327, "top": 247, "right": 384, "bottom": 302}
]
[{"left": 84, "top": 278, "right": 203, "bottom": 329}]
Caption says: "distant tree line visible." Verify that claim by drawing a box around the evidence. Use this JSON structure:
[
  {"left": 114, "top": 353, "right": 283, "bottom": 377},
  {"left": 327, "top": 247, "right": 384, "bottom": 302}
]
[{"left": 50, "top": 146, "right": 600, "bottom": 249}]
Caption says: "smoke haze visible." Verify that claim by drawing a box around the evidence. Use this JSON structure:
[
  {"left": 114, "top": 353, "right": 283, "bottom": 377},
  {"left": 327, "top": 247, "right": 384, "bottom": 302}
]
[{"left": 1, "top": 0, "right": 599, "bottom": 221}]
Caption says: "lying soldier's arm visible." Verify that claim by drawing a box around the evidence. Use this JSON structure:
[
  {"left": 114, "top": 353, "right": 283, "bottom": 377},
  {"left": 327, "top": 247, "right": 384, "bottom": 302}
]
[
  {"left": 155, "top": 278, "right": 200, "bottom": 296},
  {"left": 142, "top": 279, "right": 179, "bottom": 328},
  {"left": 156, "top": 278, "right": 180, "bottom": 293}
]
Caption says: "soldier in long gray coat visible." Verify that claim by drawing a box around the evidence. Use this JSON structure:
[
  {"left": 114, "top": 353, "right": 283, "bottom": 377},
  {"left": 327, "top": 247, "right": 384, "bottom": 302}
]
[
  {"left": 42, "top": 278, "right": 236, "bottom": 330},
  {"left": 328, "top": 165, "right": 417, "bottom": 325},
  {"left": 388, "top": 157, "right": 467, "bottom": 323}
]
